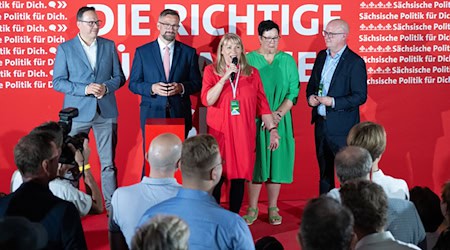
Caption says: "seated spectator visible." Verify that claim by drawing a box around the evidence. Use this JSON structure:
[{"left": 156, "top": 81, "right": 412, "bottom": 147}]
[
  {"left": 433, "top": 181, "right": 450, "bottom": 250},
  {"left": 0, "top": 216, "right": 48, "bottom": 250},
  {"left": 138, "top": 134, "right": 255, "bottom": 249},
  {"left": 298, "top": 196, "right": 355, "bottom": 250},
  {"left": 11, "top": 121, "right": 104, "bottom": 216},
  {"left": 131, "top": 215, "right": 189, "bottom": 250},
  {"left": 340, "top": 180, "right": 420, "bottom": 250},
  {"left": 255, "top": 236, "right": 284, "bottom": 250},
  {"left": 347, "top": 121, "right": 409, "bottom": 199},
  {"left": 328, "top": 146, "right": 426, "bottom": 246},
  {"left": 410, "top": 186, "right": 445, "bottom": 250},
  {"left": 109, "top": 133, "right": 182, "bottom": 249},
  {"left": 327, "top": 146, "right": 373, "bottom": 201},
  {"left": 0, "top": 132, "right": 87, "bottom": 249}
]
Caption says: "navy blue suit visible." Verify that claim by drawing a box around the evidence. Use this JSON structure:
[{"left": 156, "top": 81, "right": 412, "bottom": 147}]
[
  {"left": 129, "top": 40, "right": 202, "bottom": 136},
  {"left": 306, "top": 47, "right": 367, "bottom": 194}
]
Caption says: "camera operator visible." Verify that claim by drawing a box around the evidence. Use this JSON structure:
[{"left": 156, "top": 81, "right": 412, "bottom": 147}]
[{"left": 11, "top": 121, "right": 103, "bottom": 216}]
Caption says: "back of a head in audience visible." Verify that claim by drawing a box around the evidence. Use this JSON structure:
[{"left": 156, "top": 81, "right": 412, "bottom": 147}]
[
  {"left": 179, "top": 134, "right": 222, "bottom": 191},
  {"left": 14, "top": 132, "right": 59, "bottom": 183},
  {"left": 410, "top": 186, "right": 444, "bottom": 232},
  {"left": 335, "top": 146, "right": 372, "bottom": 183},
  {"left": 441, "top": 181, "right": 450, "bottom": 220},
  {"left": 340, "top": 179, "right": 387, "bottom": 239},
  {"left": 433, "top": 181, "right": 450, "bottom": 250},
  {"left": 0, "top": 216, "right": 48, "bottom": 250},
  {"left": 347, "top": 121, "right": 386, "bottom": 163},
  {"left": 299, "top": 196, "right": 355, "bottom": 250},
  {"left": 255, "top": 236, "right": 284, "bottom": 250},
  {"left": 147, "top": 133, "right": 182, "bottom": 178},
  {"left": 131, "top": 215, "right": 189, "bottom": 250}
]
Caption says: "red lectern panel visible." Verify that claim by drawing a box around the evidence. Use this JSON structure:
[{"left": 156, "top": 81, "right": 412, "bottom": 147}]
[{"left": 144, "top": 118, "right": 185, "bottom": 182}]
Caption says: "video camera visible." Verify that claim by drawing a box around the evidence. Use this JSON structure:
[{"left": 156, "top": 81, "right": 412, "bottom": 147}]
[{"left": 58, "top": 107, "right": 88, "bottom": 165}]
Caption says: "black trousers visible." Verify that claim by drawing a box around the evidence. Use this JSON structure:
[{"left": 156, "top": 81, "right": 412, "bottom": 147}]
[
  {"left": 314, "top": 117, "right": 346, "bottom": 194},
  {"left": 213, "top": 177, "right": 245, "bottom": 213}
]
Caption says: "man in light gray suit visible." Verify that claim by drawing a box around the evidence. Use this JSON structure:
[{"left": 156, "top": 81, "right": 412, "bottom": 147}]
[{"left": 52, "top": 6, "right": 126, "bottom": 212}]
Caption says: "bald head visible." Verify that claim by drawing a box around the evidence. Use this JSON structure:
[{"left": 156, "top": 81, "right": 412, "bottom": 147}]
[
  {"left": 147, "top": 133, "right": 182, "bottom": 175},
  {"left": 327, "top": 19, "right": 349, "bottom": 34}
]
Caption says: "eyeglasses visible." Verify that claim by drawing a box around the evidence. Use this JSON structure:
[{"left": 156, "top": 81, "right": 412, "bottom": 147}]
[
  {"left": 322, "top": 30, "right": 346, "bottom": 38},
  {"left": 159, "top": 21, "right": 180, "bottom": 30},
  {"left": 78, "top": 20, "right": 103, "bottom": 27},
  {"left": 261, "top": 35, "right": 280, "bottom": 42}
]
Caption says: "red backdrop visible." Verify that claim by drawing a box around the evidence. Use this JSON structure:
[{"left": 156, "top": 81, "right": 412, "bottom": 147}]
[{"left": 1, "top": 0, "right": 449, "bottom": 199}]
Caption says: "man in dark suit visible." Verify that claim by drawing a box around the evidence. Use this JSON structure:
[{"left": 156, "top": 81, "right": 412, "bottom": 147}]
[
  {"left": 306, "top": 19, "right": 367, "bottom": 194},
  {"left": 129, "top": 9, "right": 202, "bottom": 138},
  {"left": 0, "top": 132, "right": 87, "bottom": 249},
  {"left": 53, "top": 6, "right": 126, "bottom": 211}
]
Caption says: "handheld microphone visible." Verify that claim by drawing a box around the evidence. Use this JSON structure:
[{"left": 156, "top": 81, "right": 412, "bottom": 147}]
[{"left": 230, "top": 57, "right": 238, "bottom": 82}]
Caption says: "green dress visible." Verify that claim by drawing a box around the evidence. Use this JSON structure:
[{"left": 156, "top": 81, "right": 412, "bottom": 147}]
[{"left": 247, "top": 51, "right": 300, "bottom": 183}]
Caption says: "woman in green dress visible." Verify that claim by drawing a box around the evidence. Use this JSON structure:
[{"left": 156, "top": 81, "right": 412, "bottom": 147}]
[{"left": 243, "top": 20, "right": 300, "bottom": 225}]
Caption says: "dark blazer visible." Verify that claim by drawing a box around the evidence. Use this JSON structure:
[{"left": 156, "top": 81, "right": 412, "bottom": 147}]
[
  {"left": 129, "top": 40, "right": 202, "bottom": 131},
  {"left": 53, "top": 37, "right": 126, "bottom": 122},
  {"left": 306, "top": 46, "right": 367, "bottom": 137}
]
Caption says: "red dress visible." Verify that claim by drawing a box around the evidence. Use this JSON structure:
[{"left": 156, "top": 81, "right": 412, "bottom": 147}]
[{"left": 201, "top": 65, "right": 271, "bottom": 180}]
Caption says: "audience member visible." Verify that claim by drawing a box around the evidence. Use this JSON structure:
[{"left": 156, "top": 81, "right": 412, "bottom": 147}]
[
  {"left": 0, "top": 216, "right": 48, "bottom": 250},
  {"left": 0, "top": 133, "right": 87, "bottom": 249},
  {"left": 109, "top": 133, "right": 182, "bottom": 249},
  {"left": 299, "top": 196, "right": 355, "bottom": 250},
  {"left": 347, "top": 121, "right": 409, "bottom": 199},
  {"left": 327, "top": 146, "right": 426, "bottom": 247},
  {"left": 138, "top": 134, "right": 255, "bottom": 249},
  {"left": 11, "top": 121, "right": 104, "bottom": 216},
  {"left": 327, "top": 145, "right": 372, "bottom": 201},
  {"left": 410, "top": 186, "right": 445, "bottom": 249},
  {"left": 433, "top": 181, "right": 450, "bottom": 250},
  {"left": 131, "top": 215, "right": 189, "bottom": 250},
  {"left": 340, "top": 180, "right": 420, "bottom": 250},
  {"left": 255, "top": 236, "right": 284, "bottom": 250}
]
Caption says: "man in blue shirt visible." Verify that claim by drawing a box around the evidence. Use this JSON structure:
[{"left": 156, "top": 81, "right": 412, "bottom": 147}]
[{"left": 138, "top": 134, "right": 255, "bottom": 250}]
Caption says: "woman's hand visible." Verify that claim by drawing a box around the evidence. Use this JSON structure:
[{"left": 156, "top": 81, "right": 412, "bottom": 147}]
[
  {"left": 272, "top": 111, "right": 282, "bottom": 125},
  {"left": 268, "top": 129, "right": 280, "bottom": 150},
  {"left": 224, "top": 63, "right": 238, "bottom": 80}
]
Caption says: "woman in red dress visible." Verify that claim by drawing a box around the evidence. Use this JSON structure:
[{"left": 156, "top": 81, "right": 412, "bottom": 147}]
[{"left": 201, "top": 33, "right": 280, "bottom": 213}]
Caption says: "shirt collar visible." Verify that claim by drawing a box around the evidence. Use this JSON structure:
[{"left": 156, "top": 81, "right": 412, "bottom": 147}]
[
  {"left": 355, "top": 231, "right": 394, "bottom": 249},
  {"left": 77, "top": 33, "right": 97, "bottom": 48},
  {"left": 141, "top": 176, "right": 180, "bottom": 185},
  {"left": 326, "top": 45, "right": 347, "bottom": 59},
  {"left": 157, "top": 37, "right": 174, "bottom": 51}
]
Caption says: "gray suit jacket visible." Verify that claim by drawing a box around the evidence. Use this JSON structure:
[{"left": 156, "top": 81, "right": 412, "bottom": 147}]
[{"left": 53, "top": 36, "right": 125, "bottom": 122}]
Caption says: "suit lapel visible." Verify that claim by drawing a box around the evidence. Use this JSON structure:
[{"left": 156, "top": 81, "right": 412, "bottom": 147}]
[
  {"left": 151, "top": 41, "right": 166, "bottom": 81},
  {"left": 328, "top": 47, "right": 349, "bottom": 93},
  {"left": 170, "top": 41, "right": 181, "bottom": 82},
  {"left": 94, "top": 38, "right": 103, "bottom": 76},
  {"left": 74, "top": 37, "right": 94, "bottom": 73}
]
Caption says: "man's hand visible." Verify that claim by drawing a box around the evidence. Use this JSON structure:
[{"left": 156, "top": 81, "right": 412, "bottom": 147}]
[
  {"left": 151, "top": 82, "right": 183, "bottom": 96},
  {"left": 317, "top": 96, "right": 333, "bottom": 107},
  {"left": 86, "top": 83, "right": 106, "bottom": 98},
  {"left": 69, "top": 138, "right": 90, "bottom": 168}
]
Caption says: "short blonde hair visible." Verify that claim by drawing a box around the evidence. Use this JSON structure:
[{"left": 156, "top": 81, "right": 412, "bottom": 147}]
[
  {"left": 347, "top": 121, "right": 386, "bottom": 161},
  {"left": 214, "top": 33, "right": 252, "bottom": 77}
]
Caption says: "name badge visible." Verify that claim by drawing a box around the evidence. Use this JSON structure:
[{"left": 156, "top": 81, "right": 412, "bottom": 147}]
[{"left": 231, "top": 100, "right": 240, "bottom": 116}]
